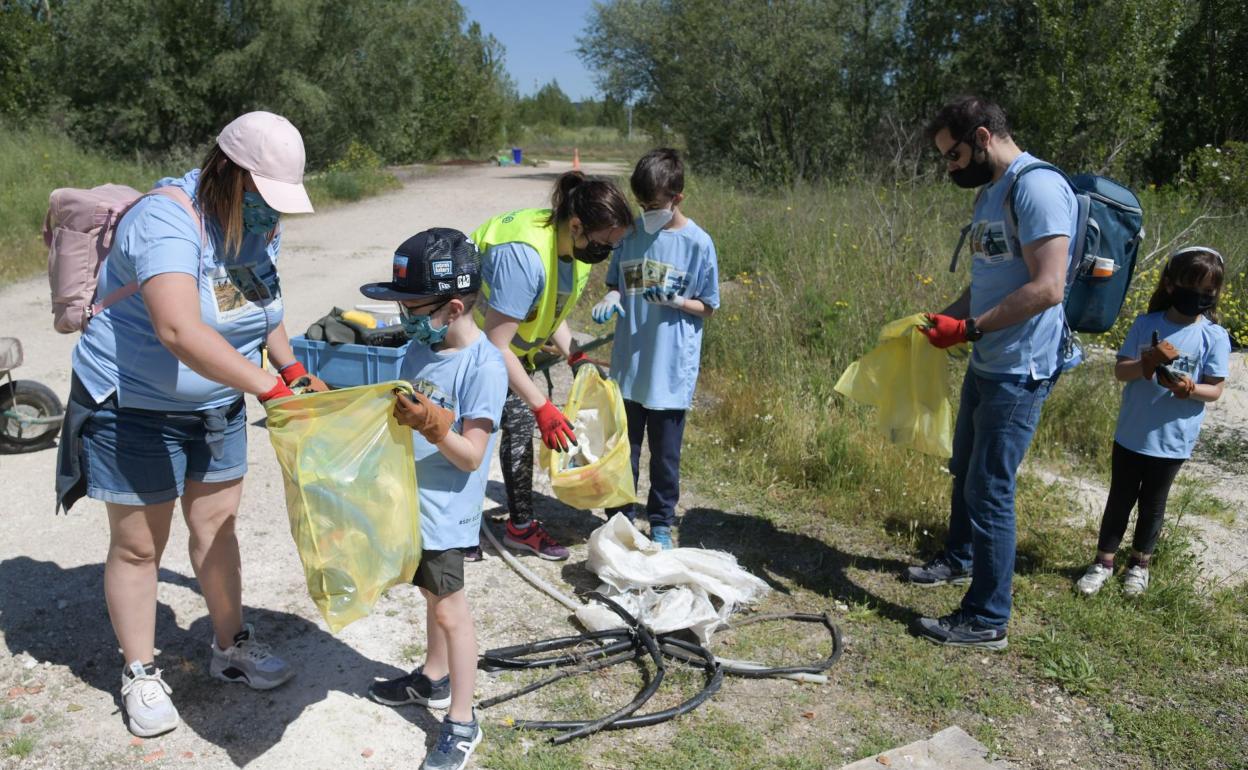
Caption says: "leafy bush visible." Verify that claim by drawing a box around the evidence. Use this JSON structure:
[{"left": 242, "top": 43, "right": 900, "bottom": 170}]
[{"left": 1183, "top": 142, "right": 1248, "bottom": 210}]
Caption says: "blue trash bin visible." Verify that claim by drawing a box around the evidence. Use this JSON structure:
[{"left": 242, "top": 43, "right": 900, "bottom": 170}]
[{"left": 511, "top": 147, "right": 523, "bottom": 165}]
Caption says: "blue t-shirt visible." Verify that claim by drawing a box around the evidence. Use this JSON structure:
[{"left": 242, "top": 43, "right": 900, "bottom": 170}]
[
  {"left": 480, "top": 242, "right": 576, "bottom": 324},
  {"left": 967, "top": 152, "right": 1079, "bottom": 380},
  {"left": 605, "top": 219, "right": 719, "bottom": 410},
  {"left": 401, "top": 332, "right": 508, "bottom": 550},
  {"left": 72, "top": 169, "right": 284, "bottom": 410},
  {"left": 1114, "top": 312, "right": 1230, "bottom": 459}
]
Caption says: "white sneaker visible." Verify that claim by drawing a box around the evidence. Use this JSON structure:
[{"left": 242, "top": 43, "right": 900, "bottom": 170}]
[
  {"left": 210, "top": 624, "right": 294, "bottom": 690},
  {"left": 1076, "top": 563, "right": 1113, "bottom": 595},
  {"left": 1123, "top": 565, "right": 1150, "bottom": 596},
  {"left": 120, "top": 661, "right": 179, "bottom": 737}
]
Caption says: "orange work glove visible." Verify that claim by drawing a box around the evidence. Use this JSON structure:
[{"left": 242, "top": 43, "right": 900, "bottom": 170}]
[
  {"left": 393, "top": 389, "right": 455, "bottom": 444},
  {"left": 1140, "top": 331, "right": 1180, "bottom": 380},
  {"left": 279, "top": 361, "right": 329, "bottom": 393}
]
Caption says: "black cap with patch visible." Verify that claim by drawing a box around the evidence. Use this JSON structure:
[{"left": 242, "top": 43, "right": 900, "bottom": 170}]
[{"left": 360, "top": 227, "right": 482, "bottom": 302}]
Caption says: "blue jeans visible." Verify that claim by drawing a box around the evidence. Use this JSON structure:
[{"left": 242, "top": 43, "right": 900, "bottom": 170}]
[
  {"left": 944, "top": 367, "right": 1056, "bottom": 629},
  {"left": 607, "top": 400, "right": 687, "bottom": 528}
]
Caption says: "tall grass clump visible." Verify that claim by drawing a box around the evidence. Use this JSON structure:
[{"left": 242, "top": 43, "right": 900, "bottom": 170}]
[{"left": 682, "top": 175, "right": 1248, "bottom": 523}]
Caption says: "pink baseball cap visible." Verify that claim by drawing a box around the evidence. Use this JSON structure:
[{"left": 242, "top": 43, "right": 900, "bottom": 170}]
[{"left": 217, "top": 111, "right": 314, "bottom": 214}]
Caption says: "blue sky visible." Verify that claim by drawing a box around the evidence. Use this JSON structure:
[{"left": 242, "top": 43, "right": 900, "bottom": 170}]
[{"left": 460, "top": 0, "right": 601, "bottom": 101}]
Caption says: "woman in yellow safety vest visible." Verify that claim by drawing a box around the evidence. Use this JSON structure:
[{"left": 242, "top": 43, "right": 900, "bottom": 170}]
[{"left": 471, "top": 171, "right": 633, "bottom": 560}]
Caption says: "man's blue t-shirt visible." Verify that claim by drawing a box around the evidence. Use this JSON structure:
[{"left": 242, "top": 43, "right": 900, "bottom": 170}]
[
  {"left": 1114, "top": 312, "right": 1230, "bottom": 459},
  {"left": 402, "top": 331, "right": 507, "bottom": 551},
  {"left": 72, "top": 169, "right": 284, "bottom": 410},
  {"left": 967, "top": 152, "right": 1079, "bottom": 380},
  {"left": 480, "top": 242, "right": 575, "bottom": 324},
  {"left": 605, "top": 219, "right": 719, "bottom": 410}
]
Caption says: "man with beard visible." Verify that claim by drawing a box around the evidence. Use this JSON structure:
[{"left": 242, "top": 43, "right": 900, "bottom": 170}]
[{"left": 904, "top": 95, "right": 1079, "bottom": 649}]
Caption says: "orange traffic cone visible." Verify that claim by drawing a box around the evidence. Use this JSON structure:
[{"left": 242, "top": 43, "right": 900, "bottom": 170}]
[{"left": 572, "top": 147, "right": 581, "bottom": 170}]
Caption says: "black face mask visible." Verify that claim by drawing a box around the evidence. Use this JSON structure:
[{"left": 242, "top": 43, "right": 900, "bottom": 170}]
[
  {"left": 573, "top": 240, "right": 613, "bottom": 264},
  {"left": 949, "top": 147, "right": 993, "bottom": 189},
  {"left": 1171, "top": 286, "right": 1217, "bottom": 317}
]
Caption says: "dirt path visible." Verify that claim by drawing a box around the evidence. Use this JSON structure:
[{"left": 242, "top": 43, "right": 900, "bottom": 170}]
[{"left": 0, "top": 161, "right": 654, "bottom": 769}]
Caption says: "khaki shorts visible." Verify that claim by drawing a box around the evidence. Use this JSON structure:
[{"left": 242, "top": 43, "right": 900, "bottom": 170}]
[{"left": 413, "top": 549, "right": 465, "bottom": 596}]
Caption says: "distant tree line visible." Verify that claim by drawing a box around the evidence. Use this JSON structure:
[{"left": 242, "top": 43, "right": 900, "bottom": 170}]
[
  {"left": 0, "top": 0, "right": 510, "bottom": 166},
  {"left": 509, "top": 79, "right": 631, "bottom": 134},
  {"left": 579, "top": 0, "right": 1248, "bottom": 187}
]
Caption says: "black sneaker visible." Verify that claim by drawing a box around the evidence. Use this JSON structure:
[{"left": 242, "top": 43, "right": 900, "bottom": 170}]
[
  {"left": 912, "top": 612, "right": 1008, "bottom": 650},
  {"left": 368, "top": 666, "right": 451, "bottom": 709},
  {"left": 905, "top": 554, "right": 971, "bottom": 587},
  {"left": 422, "top": 714, "right": 482, "bottom": 770}
]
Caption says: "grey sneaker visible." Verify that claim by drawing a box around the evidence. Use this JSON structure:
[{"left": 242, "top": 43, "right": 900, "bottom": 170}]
[
  {"left": 368, "top": 665, "right": 451, "bottom": 709},
  {"left": 422, "top": 713, "right": 482, "bottom": 770},
  {"left": 210, "top": 624, "right": 294, "bottom": 690},
  {"left": 1076, "top": 563, "right": 1113, "bottom": 595},
  {"left": 120, "top": 661, "right": 179, "bottom": 738},
  {"left": 1123, "top": 565, "right": 1150, "bottom": 596},
  {"left": 905, "top": 554, "right": 971, "bottom": 587},
  {"left": 913, "top": 612, "right": 1008, "bottom": 650}
]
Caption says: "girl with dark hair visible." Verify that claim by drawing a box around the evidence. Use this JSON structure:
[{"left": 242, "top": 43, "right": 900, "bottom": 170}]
[
  {"left": 469, "top": 171, "right": 634, "bottom": 560},
  {"left": 61, "top": 112, "right": 327, "bottom": 737},
  {"left": 1076, "top": 246, "right": 1231, "bottom": 597}
]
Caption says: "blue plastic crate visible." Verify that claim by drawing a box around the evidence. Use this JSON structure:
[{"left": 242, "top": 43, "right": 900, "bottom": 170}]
[{"left": 290, "top": 335, "right": 410, "bottom": 389}]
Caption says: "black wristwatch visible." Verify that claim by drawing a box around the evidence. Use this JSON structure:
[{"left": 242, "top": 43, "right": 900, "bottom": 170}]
[{"left": 965, "top": 317, "right": 984, "bottom": 342}]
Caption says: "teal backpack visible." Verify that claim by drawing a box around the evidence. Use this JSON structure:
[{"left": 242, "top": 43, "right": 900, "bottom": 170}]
[{"left": 951, "top": 164, "right": 1145, "bottom": 335}]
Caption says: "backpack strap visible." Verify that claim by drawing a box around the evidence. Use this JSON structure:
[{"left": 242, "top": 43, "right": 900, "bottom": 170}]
[
  {"left": 948, "top": 186, "right": 987, "bottom": 273},
  {"left": 90, "top": 186, "right": 204, "bottom": 320},
  {"left": 1000, "top": 161, "right": 1075, "bottom": 261}
]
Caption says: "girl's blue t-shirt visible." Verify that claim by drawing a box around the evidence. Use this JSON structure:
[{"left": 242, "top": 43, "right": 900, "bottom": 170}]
[
  {"left": 72, "top": 169, "right": 284, "bottom": 411},
  {"left": 605, "top": 219, "right": 720, "bottom": 410},
  {"left": 401, "top": 332, "right": 508, "bottom": 551},
  {"left": 1115, "top": 312, "right": 1231, "bottom": 459}
]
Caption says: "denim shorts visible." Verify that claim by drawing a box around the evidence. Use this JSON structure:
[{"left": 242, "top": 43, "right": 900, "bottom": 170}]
[{"left": 82, "top": 395, "right": 248, "bottom": 506}]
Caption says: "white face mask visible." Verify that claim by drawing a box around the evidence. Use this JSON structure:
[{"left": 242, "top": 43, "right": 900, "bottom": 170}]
[{"left": 640, "top": 206, "right": 674, "bottom": 234}]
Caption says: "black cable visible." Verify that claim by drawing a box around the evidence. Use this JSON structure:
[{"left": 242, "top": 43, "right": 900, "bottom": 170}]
[
  {"left": 663, "top": 612, "right": 844, "bottom": 678},
  {"left": 480, "top": 630, "right": 635, "bottom": 672},
  {"left": 477, "top": 648, "right": 641, "bottom": 710}
]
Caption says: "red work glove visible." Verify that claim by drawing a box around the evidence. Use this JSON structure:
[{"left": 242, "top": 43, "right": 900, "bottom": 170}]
[
  {"left": 280, "top": 361, "right": 329, "bottom": 393},
  {"left": 1157, "top": 368, "right": 1196, "bottom": 399},
  {"left": 393, "top": 389, "right": 455, "bottom": 443},
  {"left": 919, "top": 313, "right": 968, "bottom": 349},
  {"left": 258, "top": 377, "right": 294, "bottom": 403},
  {"left": 567, "top": 350, "right": 607, "bottom": 378},
  {"left": 1140, "top": 331, "right": 1180, "bottom": 380},
  {"left": 533, "top": 400, "right": 577, "bottom": 452}
]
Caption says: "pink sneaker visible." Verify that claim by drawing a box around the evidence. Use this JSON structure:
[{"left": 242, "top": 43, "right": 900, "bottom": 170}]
[{"left": 503, "top": 521, "right": 569, "bottom": 561}]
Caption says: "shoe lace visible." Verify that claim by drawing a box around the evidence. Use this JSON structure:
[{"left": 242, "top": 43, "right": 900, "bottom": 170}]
[
  {"left": 236, "top": 636, "right": 275, "bottom": 663},
  {"left": 530, "top": 523, "right": 558, "bottom": 548},
  {"left": 122, "top": 670, "right": 172, "bottom": 707}
]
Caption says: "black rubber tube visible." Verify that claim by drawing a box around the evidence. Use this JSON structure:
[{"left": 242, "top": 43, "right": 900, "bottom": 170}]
[
  {"left": 480, "top": 630, "right": 635, "bottom": 671},
  {"left": 660, "top": 612, "right": 844, "bottom": 678},
  {"left": 477, "top": 648, "right": 641, "bottom": 710}
]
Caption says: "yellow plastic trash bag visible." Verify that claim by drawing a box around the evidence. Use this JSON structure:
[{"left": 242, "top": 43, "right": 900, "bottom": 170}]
[
  {"left": 834, "top": 314, "right": 960, "bottom": 458},
  {"left": 540, "top": 367, "right": 637, "bottom": 509},
  {"left": 265, "top": 381, "right": 421, "bottom": 632}
]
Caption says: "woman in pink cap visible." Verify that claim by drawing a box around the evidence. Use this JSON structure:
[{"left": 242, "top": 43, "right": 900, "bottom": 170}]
[{"left": 59, "top": 111, "right": 327, "bottom": 737}]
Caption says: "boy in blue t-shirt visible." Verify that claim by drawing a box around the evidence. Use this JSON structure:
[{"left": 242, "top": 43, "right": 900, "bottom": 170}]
[
  {"left": 590, "top": 148, "right": 720, "bottom": 548},
  {"left": 359, "top": 228, "right": 507, "bottom": 770}
]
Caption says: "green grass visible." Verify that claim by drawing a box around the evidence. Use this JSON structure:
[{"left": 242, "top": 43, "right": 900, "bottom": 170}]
[
  {"left": 4, "top": 733, "right": 35, "bottom": 758},
  {"left": 667, "top": 174, "right": 1248, "bottom": 768},
  {"left": 0, "top": 125, "right": 401, "bottom": 287},
  {"left": 506, "top": 124, "right": 659, "bottom": 164}
]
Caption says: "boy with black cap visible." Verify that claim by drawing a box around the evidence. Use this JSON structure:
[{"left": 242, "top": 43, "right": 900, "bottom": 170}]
[{"left": 359, "top": 228, "right": 506, "bottom": 770}]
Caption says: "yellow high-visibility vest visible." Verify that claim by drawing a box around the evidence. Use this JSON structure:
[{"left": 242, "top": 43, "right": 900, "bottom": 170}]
[{"left": 471, "top": 208, "right": 590, "bottom": 366}]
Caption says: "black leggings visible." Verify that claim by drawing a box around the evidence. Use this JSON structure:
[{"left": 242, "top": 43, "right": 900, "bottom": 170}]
[
  {"left": 499, "top": 389, "right": 535, "bottom": 526},
  {"left": 1096, "top": 442, "right": 1185, "bottom": 556}
]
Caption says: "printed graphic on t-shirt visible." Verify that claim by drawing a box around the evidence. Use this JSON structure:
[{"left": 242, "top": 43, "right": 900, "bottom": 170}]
[
  {"left": 211, "top": 264, "right": 279, "bottom": 324},
  {"left": 410, "top": 378, "right": 456, "bottom": 413},
  {"left": 970, "top": 221, "right": 1014, "bottom": 265},
  {"left": 620, "top": 257, "right": 689, "bottom": 295}
]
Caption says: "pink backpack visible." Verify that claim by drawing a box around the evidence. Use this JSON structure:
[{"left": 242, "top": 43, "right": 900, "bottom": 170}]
[{"left": 43, "top": 184, "right": 201, "bottom": 334}]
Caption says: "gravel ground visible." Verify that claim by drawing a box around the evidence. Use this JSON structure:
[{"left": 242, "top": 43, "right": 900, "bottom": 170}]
[{"left": 0, "top": 160, "right": 640, "bottom": 769}]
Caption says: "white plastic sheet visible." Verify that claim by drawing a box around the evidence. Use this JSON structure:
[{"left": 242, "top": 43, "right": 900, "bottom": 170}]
[{"left": 574, "top": 514, "right": 770, "bottom": 644}]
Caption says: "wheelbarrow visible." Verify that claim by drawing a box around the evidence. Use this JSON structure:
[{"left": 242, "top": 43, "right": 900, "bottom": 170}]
[{"left": 0, "top": 337, "right": 63, "bottom": 453}]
